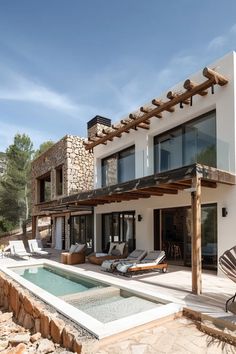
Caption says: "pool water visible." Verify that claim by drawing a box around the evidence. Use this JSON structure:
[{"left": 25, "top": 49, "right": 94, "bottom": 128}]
[{"left": 12, "top": 266, "right": 105, "bottom": 296}]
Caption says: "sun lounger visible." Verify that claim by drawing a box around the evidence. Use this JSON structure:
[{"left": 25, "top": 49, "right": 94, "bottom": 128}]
[
  {"left": 116, "top": 250, "right": 167, "bottom": 276},
  {"left": 9, "top": 240, "right": 31, "bottom": 259},
  {"left": 87, "top": 242, "right": 128, "bottom": 265},
  {"left": 101, "top": 249, "right": 147, "bottom": 272},
  {"left": 219, "top": 245, "right": 236, "bottom": 312},
  {"left": 28, "top": 239, "right": 49, "bottom": 256}
]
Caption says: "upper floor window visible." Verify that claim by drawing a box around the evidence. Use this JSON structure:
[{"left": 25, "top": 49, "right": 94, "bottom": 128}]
[
  {"left": 56, "top": 165, "right": 63, "bottom": 196},
  {"left": 101, "top": 145, "right": 135, "bottom": 187},
  {"left": 37, "top": 172, "right": 51, "bottom": 203},
  {"left": 154, "top": 110, "right": 216, "bottom": 173}
]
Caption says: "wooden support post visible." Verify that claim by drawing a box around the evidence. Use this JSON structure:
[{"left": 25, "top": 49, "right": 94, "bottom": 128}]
[
  {"left": 31, "top": 215, "right": 37, "bottom": 239},
  {"left": 191, "top": 176, "right": 202, "bottom": 295}
]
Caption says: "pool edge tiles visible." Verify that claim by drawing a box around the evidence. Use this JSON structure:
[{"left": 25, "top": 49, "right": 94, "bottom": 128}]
[{"left": 1, "top": 260, "right": 183, "bottom": 339}]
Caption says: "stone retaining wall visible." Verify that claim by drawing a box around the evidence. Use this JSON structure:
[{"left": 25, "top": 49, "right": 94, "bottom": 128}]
[{"left": 0, "top": 272, "right": 95, "bottom": 353}]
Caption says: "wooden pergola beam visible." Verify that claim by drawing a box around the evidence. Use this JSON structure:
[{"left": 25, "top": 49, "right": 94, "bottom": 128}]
[
  {"left": 167, "top": 91, "right": 190, "bottom": 105},
  {"left": 152, "top": 99, "right": 175, "bottom": 113},
  {"left": 84, "top": 67, "right": 228, "bottom": 150},
  {"left": 140, "top": 106, "right": 162, "bottom": 119},
  {"left": 184, "top": 79, "right": 208, "bottom": 96},
  {"left": 203, "top": 67, "right": 228, "bottom": 86}
]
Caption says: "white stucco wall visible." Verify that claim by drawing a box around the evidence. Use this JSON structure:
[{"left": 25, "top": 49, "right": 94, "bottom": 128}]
[
  {"left": 94, "top": 51, "right": 236, "bottom": 183},
  {"left": 91, "top": 51, "right": 236, "bottom": 273}
]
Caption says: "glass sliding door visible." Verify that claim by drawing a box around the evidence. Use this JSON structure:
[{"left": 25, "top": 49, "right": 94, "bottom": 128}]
[
  {"left": 70, "top": 214, "right": 94, "bottom": 253},
  {"left": 102, "top": 211, "right": 135, "bottom": 252},
  {"left": 154, "top": 204, "right": 217, "bottom": 270}
]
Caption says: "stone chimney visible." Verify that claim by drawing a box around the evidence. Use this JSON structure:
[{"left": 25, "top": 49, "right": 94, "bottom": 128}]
[{"left": 87, "top": 115, "right": 111, "bottom": 139}]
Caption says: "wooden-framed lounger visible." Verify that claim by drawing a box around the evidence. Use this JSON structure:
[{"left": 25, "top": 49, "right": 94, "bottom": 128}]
[{"left": 116, "top": 250, "right": 167, "bottom": 276}]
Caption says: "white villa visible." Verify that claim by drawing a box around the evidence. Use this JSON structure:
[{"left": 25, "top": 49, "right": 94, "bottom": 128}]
[{"left": 32, "top": 51, "right": 236, "bottom": 295}]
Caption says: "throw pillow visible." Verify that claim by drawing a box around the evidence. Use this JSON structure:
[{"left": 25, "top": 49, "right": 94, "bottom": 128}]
[
  {"left": 69, "top": 244, "right": 77, "bottom": 254},
  {"left": 74, "top": 243, "right": 85, "bottom": 253},
  {"left": 111, "top": 248, "right": 121, "bottom": 256},
  {"left": 108, "top": 242, "right": 117, "bottom": 255}
]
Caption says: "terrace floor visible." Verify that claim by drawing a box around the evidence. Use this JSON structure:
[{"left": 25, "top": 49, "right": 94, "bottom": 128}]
[{"left": 0, "top": 249, "right": 236, "bottom": 353}]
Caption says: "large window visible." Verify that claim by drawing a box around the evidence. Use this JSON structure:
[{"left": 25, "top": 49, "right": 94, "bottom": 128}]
[
  {"left": 101, "top": 146, "right": 135, "bottom": 187},
  {"left": 102, "top": 211, "right": 135, "bottom": 252},
  {"left": 56, "top": 165, "right": 63, "bottom": 196},
  {"left": 154, "top": 110, "right": 216, "bottom": 173},
  {"left": 70, "top": 214, "right": 94, "bottom": 253},
  {"left": 37, "top": 172, "right": 51, "bottom": 203}
]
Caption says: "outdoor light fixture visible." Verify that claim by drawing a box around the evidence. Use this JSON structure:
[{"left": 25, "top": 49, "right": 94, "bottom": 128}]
[
  {"left": 222, "top": 207, "right": 228, "bottom": 217},
  {"left": 137, "top": 214, "right": 143, "bottom": 222}
]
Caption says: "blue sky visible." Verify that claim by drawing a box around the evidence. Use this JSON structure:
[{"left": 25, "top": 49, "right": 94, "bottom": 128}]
[{"left": 1, "top": 0, "right": 236, "bottom": 151}]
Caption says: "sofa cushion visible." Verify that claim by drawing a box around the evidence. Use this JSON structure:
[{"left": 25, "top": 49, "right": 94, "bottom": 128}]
[
  {"left": 69, "top": 244, "right": 77, "bottom": 254},
  {"left": 108, "top": 242, "right": 117, "bottom": 255},
  {"left": 74, "top": 243, "right": 86, "bottom": 253}
]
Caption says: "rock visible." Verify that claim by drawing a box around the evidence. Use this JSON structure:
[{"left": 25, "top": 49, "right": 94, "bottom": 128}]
[
  {"left": 23, "top": 313, "right": 34, "bottom": 330},
  {"left": 17, "top": 307, "right": 25, "bottom": 325},
  {"left": 0, "top": 340, "right": 8, "bottom": 351},
  {"left": 34, "top": 318, "right": 41, "bottom": 333},
  {"left": 0, "top": 311, "right": 13, "bottom": 322},
  {"left": 62, "top": 326, "right": 74, "bottom": 350},
  {"left": 40, "top": 312, "right": 51, "bottom": 338},
  {"left": 9, "top": 285, "right": 20, "bottom": 316},
  {"left": 8, "top": 343, "right": 27, "bottom": 354},
  {"left": 22, "top": 295, "right": 34, "bottom": 314},
  {"left": 73, "top": 338, "right": 82, "bottom": 354},
  {"left": 50, "top": 317, "right": 64, "bottom": 344},
  {"left": 30, "top": 332, "right": 41, "bottom": 343},
  {"left": 9, "top": 333, "right": 30, "bottom": 345},
  {"left": 37, "top": 338, "right": 55, "bottom": 353}
]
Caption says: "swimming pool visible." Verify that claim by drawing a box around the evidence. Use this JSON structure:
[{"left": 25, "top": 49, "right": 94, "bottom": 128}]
[
  {"left": 12, "top": 265, "right": 105, "bottom": 296},
  {"left": 2, "top": 260, "right": 182, "bottom": 338}
]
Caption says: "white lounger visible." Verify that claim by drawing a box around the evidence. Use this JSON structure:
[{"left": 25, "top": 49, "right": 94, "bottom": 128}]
[
  {"left": 9, "top": 240, "right": 31, "bottom": 259},
  {"left": 28, "top": 239, "right": 49, "bottom": 256}
]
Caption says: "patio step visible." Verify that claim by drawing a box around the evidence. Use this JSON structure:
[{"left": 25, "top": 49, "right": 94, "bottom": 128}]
[{"left": 183, "top": 307, "right": 236, "bottom": 346}]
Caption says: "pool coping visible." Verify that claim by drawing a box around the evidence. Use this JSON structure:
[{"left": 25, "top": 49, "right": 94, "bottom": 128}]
[{"left": 0, "top": 259, "right": 183, "bottom": 339}]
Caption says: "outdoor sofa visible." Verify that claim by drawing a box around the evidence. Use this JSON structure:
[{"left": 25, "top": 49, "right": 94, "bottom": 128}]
[{"left": 61, "top": 243, "right": 86, "bottom": 265}]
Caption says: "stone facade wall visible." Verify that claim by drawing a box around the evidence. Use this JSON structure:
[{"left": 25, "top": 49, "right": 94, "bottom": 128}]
[
  {"left": 31, "top": 135, "right": 94, "bottom": 215},
  {"left": 88, "top": 123, "right": 111, "bottom": 139},
  {"left": 65, "top": 135, "right": 93, "bottom": 195},
  {"left": 0, "top": 272, "right": 95, "bottom": 353}
]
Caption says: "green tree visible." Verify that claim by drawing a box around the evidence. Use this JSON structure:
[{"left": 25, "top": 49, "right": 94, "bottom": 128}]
[
  {"left": 0, "top": 134, "right": 34, "bottom": 239},
  {"left": 34, "top": 141, "right": 54, "bottom": 159}
]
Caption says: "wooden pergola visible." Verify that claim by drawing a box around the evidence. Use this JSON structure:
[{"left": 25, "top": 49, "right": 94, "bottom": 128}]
[
  {"left": 83, "top": 67, "right": 228, "bottom": 151},
  {"left": 38, "top": 164, "right": 236, "bottom": 295}
]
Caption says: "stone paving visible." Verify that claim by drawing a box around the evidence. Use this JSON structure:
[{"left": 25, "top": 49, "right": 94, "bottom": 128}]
[{"left": 95, "top": 317, "right": 236, "bottom": 354}]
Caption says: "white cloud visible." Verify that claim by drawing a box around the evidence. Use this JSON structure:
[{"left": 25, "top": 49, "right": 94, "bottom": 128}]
[
  {"left": 0, "top": 70, "right": 80, "bottom": 117},
  {"left": 207, "top": 36, "right": 227, "bottom": 51}
]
